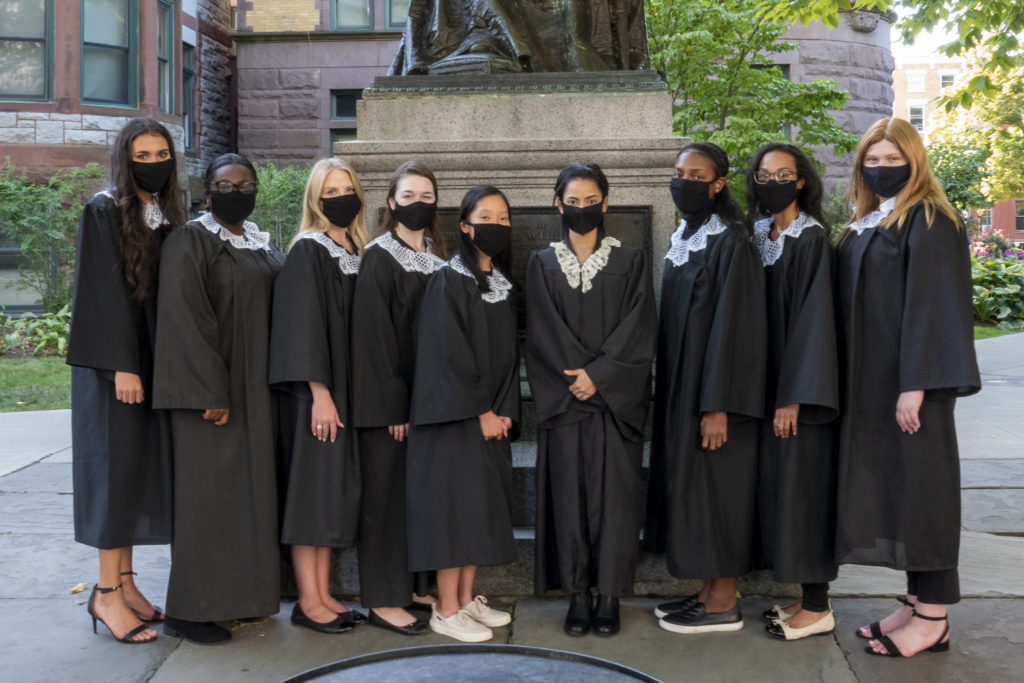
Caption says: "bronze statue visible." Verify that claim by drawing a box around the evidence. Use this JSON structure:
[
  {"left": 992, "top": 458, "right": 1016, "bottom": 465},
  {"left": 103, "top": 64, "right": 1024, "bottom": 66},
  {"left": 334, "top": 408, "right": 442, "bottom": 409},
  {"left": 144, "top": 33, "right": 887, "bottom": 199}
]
[{"left": 388, "top": 0, "right": 649, "bottom": 75}]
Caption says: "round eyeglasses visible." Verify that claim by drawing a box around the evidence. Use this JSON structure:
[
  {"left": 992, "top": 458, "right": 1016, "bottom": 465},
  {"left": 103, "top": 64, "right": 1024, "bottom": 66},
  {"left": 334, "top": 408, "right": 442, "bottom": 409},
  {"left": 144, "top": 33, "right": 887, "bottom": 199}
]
[
  {"left": 754, "top": 169, "right": 798, "bottom": 184},
  {"left": 209, "top": 180, "right": 259, "bottom": 194}
]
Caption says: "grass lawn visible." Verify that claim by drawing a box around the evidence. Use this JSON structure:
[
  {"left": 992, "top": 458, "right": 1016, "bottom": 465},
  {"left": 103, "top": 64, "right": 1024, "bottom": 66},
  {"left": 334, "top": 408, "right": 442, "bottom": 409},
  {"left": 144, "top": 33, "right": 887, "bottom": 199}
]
[
  {"left": 975, "top": 325, "right": 1020, "bottom": 340},
  {"left": 0, "top": 356, "right": 71, "bottom": 412}
]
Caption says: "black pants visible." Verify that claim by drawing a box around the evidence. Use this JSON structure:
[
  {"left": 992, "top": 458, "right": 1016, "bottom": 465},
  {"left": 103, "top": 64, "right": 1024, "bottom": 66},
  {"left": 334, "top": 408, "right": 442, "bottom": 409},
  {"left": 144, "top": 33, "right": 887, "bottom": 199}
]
[
  {"left": 908, "top": 568, "right": 960, "bottom": 605},
  {"left": 801, "top": 582, "right": 830, "bottom": 613}
]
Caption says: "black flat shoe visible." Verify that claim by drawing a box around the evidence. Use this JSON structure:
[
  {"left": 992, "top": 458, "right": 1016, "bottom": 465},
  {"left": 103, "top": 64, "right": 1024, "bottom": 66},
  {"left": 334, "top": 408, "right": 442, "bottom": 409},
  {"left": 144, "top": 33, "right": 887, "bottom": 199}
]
[
  {"left": 653, "top": 593, "right": 699, "bottom": 619},
  {"left": 865, "top": 610, "right": 950, "bottom": 657},
  {"left": 593, "top": 595, "right": 620, "bottom": 637},
  {"left": 164, "top": 615, "right": 231, "bottom": 644},
  {"left": 338, "top": 610, "right": 368, "bottom": 626},
  {"left": 368, "top": 609, "right": 429, "bottom": 635},
  {"left": 291, "top": 603, "right": 353, "bottom": 635},
  {"left": 564, "top": 592, "right": 592, "bottom": 637}
]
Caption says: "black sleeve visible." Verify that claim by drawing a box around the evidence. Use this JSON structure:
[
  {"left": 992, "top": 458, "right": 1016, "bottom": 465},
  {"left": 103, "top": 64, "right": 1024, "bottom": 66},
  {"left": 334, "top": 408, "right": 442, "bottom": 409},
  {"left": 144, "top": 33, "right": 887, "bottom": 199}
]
[
  {"left": 899, "top": 208, "right": 981, "bottom": 396},
  {"left": 268, "top": 239, "right": 332, "bottom": 391},
  {"left": 776, "top": 230, "right": 839, "bottom": 423},
  {"left": 152, "top": 225, "right": 230, "bottom": 410},
  {"left": 66, "top": 196, "right": 139, "bottom": 375},
  {"left": 700, "top": 230, "right": 768, "bottom": 419}
]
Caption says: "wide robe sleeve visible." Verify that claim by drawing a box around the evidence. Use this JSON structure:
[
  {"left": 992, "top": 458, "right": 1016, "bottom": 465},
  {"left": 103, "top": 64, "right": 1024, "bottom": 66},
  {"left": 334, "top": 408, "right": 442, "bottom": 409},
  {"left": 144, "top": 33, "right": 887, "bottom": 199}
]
[
  {"left": 775, "top": 229, "right": 839, "bottom": 423},
  {"left": 268, "top": 239, "right": 331, "bottom": 393},
  {"left": 583, "top": 249, "right": 657, "bottom": 436},
  {"left": 152, "top": 225, "right": 230, "bottom": 410},
  {"left": 899, "top": 207, "right": 981, "bottom": 396},
  {"left": 700, "top": 229, "right": 767, "bottom": 418},
  {"left": 350, "top": 248, "right": 408, "bottom": 427},
  {"left": 410, "top": 269, "right": 492, "bottom": 426},
  {"left": 66, "top": 195, "right": 140, "bottom": 374}
]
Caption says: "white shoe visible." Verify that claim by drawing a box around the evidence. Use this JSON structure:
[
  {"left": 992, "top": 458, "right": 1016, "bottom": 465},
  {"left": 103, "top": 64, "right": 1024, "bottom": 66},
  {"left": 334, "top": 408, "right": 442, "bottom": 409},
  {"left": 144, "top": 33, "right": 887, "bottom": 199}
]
[
  {"left": 429, "top": 607, "right": 493, "bottom": 642},
  {"left": 461, "top": 595, "right": 512, "bottom": 627}
]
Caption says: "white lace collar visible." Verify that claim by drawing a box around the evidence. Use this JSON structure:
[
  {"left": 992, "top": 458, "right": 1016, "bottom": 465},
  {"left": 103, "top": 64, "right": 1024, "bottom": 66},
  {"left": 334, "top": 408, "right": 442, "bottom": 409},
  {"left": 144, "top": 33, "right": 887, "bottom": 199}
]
[
  {"left": 448, "top": 252, "right": 513, "bottom": 303},
  {"left": 198, "top": 211, "right": 273, "bottom": 252},
  {"left": 848, "top": 197, "right": 897, "bottom": 235},
  {"left": 551, "top": 236, "right": 620, "bottom": 293},
  {"left": 300, "top": 231, "right": 361, "bottom": 275},
  {"left": 368, "top": 231, "right": 445, "bottom": 275},
  {"left": 751, "top": 212, "right": 823, "bottom": 266},
  {"left": 97, "top": 190, "right": 165, "bottom": 230},
  {"left": 665, "top": 213, "right": 728, "bottom": 267}
]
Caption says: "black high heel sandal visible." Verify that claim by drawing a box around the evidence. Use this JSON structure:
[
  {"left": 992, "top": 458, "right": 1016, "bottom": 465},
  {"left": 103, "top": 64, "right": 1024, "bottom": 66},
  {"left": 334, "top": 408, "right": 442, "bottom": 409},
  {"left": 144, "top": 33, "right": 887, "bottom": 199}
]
[
  {"left": 87, "top": 584, "right": 157, "bottom": 644},
  {"left": 120, "top": 571, "right": 165, "bottom": 623},
  {"left": 855, "top": 596, "right": 914, "bottom": 640},
  {"left": 865, "top": 610, "right": 950, "bottom": 658}
]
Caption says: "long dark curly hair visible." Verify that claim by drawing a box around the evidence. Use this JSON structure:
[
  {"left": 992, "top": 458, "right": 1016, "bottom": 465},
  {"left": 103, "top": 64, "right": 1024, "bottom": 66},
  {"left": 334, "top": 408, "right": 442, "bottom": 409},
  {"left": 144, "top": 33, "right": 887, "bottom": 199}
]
[
  {"left": 744, "top": 142, "right": 828, "bottom": 230},
  {"left": 676, "top": 142, "right": 748, "bottom": 234},
  {"left": 109, "top": 118, "right": 185, "bottom": 300}
]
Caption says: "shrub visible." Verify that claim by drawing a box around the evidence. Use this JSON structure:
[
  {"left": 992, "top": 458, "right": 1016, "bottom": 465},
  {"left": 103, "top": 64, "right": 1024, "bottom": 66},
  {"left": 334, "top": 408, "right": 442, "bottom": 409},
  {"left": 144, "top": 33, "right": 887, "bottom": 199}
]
[
  {"left": 249, "top": 162, "right": 311, "bottom": 250},
  {"left": 1, "top": 305, "right": 71, "bottom": 356},
  {"left": 971, "top": 253, "right": 1024, "bottom": 329}
]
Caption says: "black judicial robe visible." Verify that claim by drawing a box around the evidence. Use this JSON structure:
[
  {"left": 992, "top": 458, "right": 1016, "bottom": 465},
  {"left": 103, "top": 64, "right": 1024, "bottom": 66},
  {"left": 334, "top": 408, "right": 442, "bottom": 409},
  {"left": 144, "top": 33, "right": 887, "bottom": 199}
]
[
  {"left": 525, "top": 240, "right": 656, "bottom": 596},
  {"left": 153, "top": 218, "right": 284, "bottom": 622},
  {"left": 269, "top": 234, "right": 361, "bottom": 548},
  {"left": 67, "top": 191, "right": 172, "bottom": 549},
  {"left": 642, "top": 216, "right": 767, "bottom": 579},
  {"left": 753, "top": 216, "right": 839, "bottom": 584},
  {"left": 835, "top": 203, "right": 980, "bottom": 571},
  {"left": 406, "top": 260, "right": 520, "bottom": 571}
]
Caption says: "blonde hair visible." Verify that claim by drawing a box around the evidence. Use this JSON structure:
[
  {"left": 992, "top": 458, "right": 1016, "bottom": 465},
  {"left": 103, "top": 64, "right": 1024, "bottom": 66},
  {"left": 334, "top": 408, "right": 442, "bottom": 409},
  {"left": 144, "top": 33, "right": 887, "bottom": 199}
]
[
  {"left": 289, "top": 157, "right": 369, "bottom": 252},
  {"left": 845, "top": 118, "right": 959, "bottom": 232}
]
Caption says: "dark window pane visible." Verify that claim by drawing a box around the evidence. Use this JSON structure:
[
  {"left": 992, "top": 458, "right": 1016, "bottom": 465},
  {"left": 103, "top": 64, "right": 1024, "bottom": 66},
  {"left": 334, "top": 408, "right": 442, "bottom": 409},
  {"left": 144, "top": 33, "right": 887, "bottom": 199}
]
[
  {"left": 332, "top": 89, "right": 362, "bottom": 118},
  {"left": 0, "top": 41, "right": 45, "bottom": 97},
  {"left": 82, "top": 45, "right": 127, "bottom": 102},
  {"left": 158, "top": 7, "right": 169, "bottom": 57},
  {"left": 0, "top": 0, "right": 46, "bottom": 39},
  {"left": 331, "top": 128, "right": 358, "bottom": 144},
  {"left": 84, "top": 0, "right": 128, "bottom": 48}
]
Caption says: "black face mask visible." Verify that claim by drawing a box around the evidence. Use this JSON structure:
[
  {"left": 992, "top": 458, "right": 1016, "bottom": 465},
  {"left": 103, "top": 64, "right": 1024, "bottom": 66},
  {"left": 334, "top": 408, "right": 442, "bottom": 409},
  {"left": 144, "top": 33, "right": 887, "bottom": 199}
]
[
  {"left": 131, "top": 158, "right": 174, "bottom": 194},
  {"left": 560, "top": 203, "right": 604, "bottom": 235},
  {"left": 392, "top": 200, "right": 437, "bottom": 231},
  {"left": 754, "top": 180, "right": 800, "bottom": 215},
  {"left": 209, "top": 190, "right": 257, "bottom": 225},
  {"left": 862, "top": 164, "right": 911, "bottom": 199},
  {"left": 321, "top": 194, "right": 362, "bottom": 228},
  {"left": 468, "top": 222, "right": 511, "bottom": 258},
  {"left": 670, "top": 177, "right": 715, "bottom": 216}
]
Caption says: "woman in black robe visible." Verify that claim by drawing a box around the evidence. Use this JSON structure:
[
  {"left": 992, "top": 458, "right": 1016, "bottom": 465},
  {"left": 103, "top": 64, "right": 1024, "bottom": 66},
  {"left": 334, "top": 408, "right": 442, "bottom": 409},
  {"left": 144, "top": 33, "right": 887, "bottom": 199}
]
[
  {"left": 269, "top": 158, "right": 369, "bottom": 634},
  {"left": 407, "top": 185, "right": 519, "bottom": 643},
  {"left": 526, "top": 163, "right": 656, "bottom": 637},
  {"left": 836, "top": 119, "right": 980, "bottom": 659},
  {"left": 153, "top": 154, "right": 285, "bottom": 645},
  {"left": 350, "top": 161, "right": 447, "bottom": 636},
  {"left": 644, "top": 142, "right": 767, "bottom": 635},
  {"left": 744, "top": 144, "right": 840, "bottom": 641},
  {"left": 68, "top": 118, "right": 184, "bottom": 644}
]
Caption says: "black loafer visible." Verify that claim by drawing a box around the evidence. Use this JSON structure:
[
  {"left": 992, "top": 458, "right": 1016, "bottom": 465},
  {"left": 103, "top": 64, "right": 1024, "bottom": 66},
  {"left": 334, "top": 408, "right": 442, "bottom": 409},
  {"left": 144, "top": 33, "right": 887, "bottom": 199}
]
[
  {"left": 658, "top": 603, "right": 744, "bottom": 634},
  {"left": 653, "top": 593, "right": 699, "bottom": 619},
  {"left": 338, "top": 610, "right": 367, "bottom": 626},
  {"left": 564, "top": 592, "right": 592, "bottom": 637},
  {"left": 593, "top": 595, "right": 620, "bottom": 636},
  {"left": 164, "top": 616, "right": 231, "bottom": 644},
  {"left": 291, "top": 603, "right": 353, "bottom": 635},
  {"left": 368, "top": 609, "right": 429, "bottom": 635}
]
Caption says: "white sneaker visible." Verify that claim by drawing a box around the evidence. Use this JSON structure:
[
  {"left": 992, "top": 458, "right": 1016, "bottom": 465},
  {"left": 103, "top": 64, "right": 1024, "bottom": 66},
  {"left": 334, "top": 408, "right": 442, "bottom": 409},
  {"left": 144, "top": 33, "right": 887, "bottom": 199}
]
[
  {"left": 429, "top": 607, "right": 493, "bottom": 642},
  {"left": 461, "top": 595, "right": 512, "bottom": 627}
]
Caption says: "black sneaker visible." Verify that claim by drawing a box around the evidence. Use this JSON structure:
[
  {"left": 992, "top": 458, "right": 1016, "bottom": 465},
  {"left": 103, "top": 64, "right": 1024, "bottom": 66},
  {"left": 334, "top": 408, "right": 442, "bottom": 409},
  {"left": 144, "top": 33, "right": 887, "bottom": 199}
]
[
  {"left": 658, "top": 603, "right": 744, "bottom": 634},
  {"left": 653, "top": 593, "right": 700, "bottom": 618}
]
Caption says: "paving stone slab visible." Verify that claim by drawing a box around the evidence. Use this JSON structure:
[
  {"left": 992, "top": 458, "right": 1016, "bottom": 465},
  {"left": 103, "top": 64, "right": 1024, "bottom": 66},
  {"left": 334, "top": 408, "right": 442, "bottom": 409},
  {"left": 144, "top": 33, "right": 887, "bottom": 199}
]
[
  {"left": 961, "top": 459, "right": 1024, "bottom": 488},
  {"left": 0, "top": 462, "right": 73, "bottom": 494},
  {"left": 0, "top": 409, "right": 71, "bottom": 476},
  {"left": 962, "top": 489, "right": 1024, "bottom": 533},
  {"left": 0, "top": 491, "right": 74, "bottom": 533}
]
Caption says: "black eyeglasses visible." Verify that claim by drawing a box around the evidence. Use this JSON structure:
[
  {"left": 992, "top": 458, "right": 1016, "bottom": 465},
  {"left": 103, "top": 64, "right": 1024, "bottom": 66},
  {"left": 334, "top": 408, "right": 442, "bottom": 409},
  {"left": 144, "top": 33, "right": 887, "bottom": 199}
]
[
  {"left": 754, "top": 169, "right": 798, "bottom": 184},
  {"left": 208, "top": 180, "right": 258, "bottom": 194}
]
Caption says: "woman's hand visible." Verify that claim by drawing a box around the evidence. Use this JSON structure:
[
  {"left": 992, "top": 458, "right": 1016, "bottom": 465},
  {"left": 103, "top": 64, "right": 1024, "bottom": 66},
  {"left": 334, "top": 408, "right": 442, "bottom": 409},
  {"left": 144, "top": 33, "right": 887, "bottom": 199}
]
[
  {"left": 564, "top": 368, "right": 596, "bottom": 401},
  {"left": 388, "top": 423, "right": 409, "bottom": 442},
  {"left": 479, "top": 411, "right": 507, "bottom": 441},
  {"left": 701, "top": 411, "right": 728, "bottom": 451},
  {"left": 896, "top": 390, "right": 924, "bottom": 434},
  {"left": 773, "top": 404, "right": 800, "bottom": 438},
  {"left": 310, "top": 382, "right": 343, "bottom": 443},
  {"left": 114, "top": 371, "right": 144, "bottom": 404},
  {"left": 202, "top": 408, "right": 230, "bottom": 426}
]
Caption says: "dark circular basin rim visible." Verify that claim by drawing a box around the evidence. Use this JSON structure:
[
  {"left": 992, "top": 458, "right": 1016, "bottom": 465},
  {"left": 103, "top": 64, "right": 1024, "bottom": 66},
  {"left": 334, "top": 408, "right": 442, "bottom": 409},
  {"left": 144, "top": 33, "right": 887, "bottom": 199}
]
[{"left": 281, "top": 643, "right": 662, "bottom": 683}]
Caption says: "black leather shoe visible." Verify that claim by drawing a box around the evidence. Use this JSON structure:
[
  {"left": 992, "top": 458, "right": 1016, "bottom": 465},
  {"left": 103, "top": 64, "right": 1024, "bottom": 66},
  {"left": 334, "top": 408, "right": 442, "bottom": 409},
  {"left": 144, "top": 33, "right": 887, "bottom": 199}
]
[
  {"left": 653, "top": 593, "right": 699, "bottom": 618},
  {"left": 291, "top": 603, "right": 353, "bottom": 635},
  {"left": 564, "top": 592, "right": 592, "bottom": 637},
  {"left": 338, "top": 610, "right": 367, "bottom": 625},
  {"left": 593, "top": 595, "right": 620, "bottom": 636},
  {"left": 368, "top": 609, "right": 429, "bottom": 635},
  {"left": 164, "top": 616, "right": 231, "bottom": 644}
]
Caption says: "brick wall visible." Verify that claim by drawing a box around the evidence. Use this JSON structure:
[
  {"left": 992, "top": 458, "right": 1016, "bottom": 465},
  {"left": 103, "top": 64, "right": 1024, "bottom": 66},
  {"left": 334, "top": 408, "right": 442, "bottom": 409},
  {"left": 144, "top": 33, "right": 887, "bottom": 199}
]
[{"left": 245, "top": 0, "right": 321, "bottom": 32}]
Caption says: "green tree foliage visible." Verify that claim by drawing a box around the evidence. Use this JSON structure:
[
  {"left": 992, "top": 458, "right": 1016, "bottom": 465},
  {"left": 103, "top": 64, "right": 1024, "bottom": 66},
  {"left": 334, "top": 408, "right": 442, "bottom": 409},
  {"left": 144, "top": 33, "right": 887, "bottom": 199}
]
[
  {"left": 0, "top": 161, "right": 105, "bottom": 312},
  {"left": 926, "top": 141, "right": 990, "bottom": 216},
  {"left": 249, "top": 162, "right": 311, "bottom": 250},
  {"left": 646, "top": 0, "right": 858, "bottom": 174}
]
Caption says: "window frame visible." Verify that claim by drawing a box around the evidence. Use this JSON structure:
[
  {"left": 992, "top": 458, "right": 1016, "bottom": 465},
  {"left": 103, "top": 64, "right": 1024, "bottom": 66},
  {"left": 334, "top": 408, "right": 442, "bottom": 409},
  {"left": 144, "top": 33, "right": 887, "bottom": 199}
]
[
  {"left": 331, "top": 0, "right": 373, "bottom": 31},
  {"left": 79, "top": 0, "right": 138, "bottom": 107},
  {"left": 182, "top": 42, "right": 194, "bottom": 151},
  {"left": 1015, "top": 200, "right": 1024, "bottom": 233},
  {"left": 939, "top": 72, "right": 956, "bottom": 90},
  {"left": 0, "top": 0, "right": 54, "bottom": 102},
  {"left": 907, "top": 101, "right": 926, "bottom": 132},
  {"left": 386, "top": 0, "right": 410, "bottom": 29},
  {"left": 905, "top": 69, "right": 926, "bottom": 92},
  {"left": 157, "top": 0, "right": 175, "bottom": 115}
]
